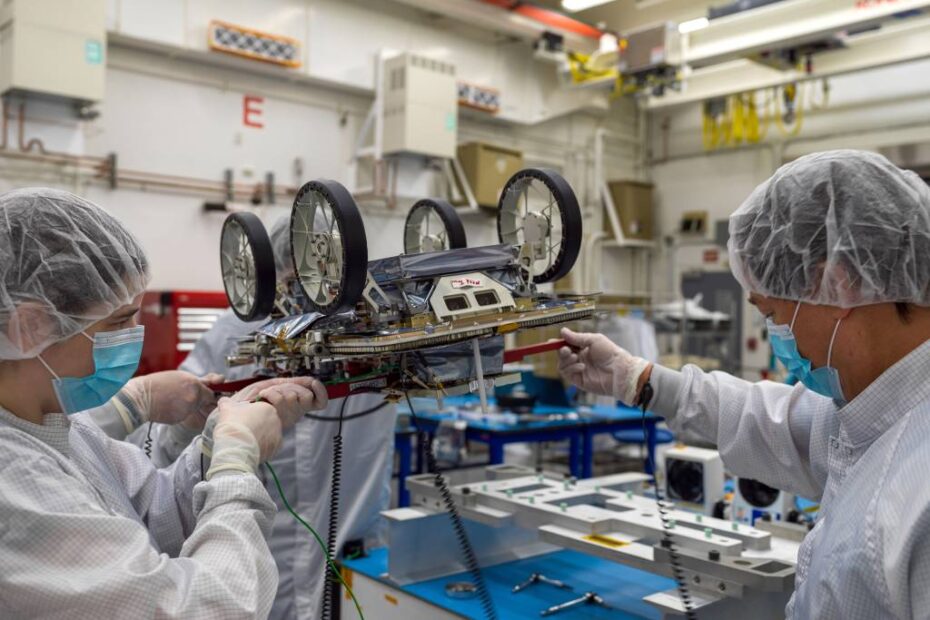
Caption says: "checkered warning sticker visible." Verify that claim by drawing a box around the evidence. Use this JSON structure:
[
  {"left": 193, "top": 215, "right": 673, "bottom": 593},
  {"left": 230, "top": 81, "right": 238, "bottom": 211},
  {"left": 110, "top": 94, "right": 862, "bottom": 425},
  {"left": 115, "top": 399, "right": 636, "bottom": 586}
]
[
  {"left": 458, "top": 82, "right": 500, "bottom": 114},
  {"left": 208, "top": 20, "right": 301, "bottom": 68}
]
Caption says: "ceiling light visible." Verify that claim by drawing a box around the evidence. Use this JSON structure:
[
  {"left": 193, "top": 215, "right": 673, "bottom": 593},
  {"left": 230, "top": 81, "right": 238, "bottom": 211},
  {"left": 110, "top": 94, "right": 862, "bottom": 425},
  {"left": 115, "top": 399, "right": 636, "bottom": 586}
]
[
  {"left": 561, "top": 0, "right": 614, "bottom": 12},
  {"left": 678, "top": 17, "right": 709, "bottom": 34}
]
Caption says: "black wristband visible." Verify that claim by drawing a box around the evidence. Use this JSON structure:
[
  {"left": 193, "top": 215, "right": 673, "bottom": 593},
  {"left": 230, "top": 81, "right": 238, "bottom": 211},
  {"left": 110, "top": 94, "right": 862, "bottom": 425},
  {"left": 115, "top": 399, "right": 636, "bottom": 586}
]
[{"left": 637, "top": 380, "right": 655, "bottom": 410}]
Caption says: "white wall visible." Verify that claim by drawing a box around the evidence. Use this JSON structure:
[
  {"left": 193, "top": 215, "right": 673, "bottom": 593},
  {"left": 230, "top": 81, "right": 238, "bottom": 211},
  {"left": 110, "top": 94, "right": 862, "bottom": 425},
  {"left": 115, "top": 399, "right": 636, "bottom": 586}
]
[{"left": 1, "top": 0, "right": 638, "bottom": 291}]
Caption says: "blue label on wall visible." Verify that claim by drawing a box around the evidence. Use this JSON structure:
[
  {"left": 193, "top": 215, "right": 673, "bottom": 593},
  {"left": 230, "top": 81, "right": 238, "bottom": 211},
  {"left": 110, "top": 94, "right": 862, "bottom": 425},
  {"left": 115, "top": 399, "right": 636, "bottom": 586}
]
[
  {"left": 445, "top": 112, "right": 456, "bottom": 132},
  {"left": 86, "top": 40, "right": 103, "bottom": 65}
]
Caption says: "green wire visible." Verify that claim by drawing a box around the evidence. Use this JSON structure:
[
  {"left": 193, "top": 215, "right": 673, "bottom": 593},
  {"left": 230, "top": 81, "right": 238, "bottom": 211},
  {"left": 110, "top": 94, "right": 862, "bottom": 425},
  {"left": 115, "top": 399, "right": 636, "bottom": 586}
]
[{"left": 263, "top": 461, "right": 365, "bottom": 620}]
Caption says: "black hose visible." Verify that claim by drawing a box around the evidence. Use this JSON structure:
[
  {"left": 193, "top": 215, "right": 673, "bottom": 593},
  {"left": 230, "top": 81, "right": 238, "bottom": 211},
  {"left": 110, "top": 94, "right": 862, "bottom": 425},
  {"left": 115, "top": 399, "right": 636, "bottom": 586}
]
[
  {"left": 305, "top": 399, "right": 387, "bottom": 422},
  {"left": 405, "top": 392, "right": 497, "bottom": 620},
  {"left": 641, "top": 382, "right": 697, "bottom": 620}
]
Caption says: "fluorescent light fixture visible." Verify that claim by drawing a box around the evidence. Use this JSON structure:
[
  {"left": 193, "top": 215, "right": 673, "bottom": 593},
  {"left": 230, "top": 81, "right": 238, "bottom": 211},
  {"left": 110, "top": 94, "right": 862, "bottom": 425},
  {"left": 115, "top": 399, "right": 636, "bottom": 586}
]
[
  {"left": 561, "top": 0, "right": 614, "bottom": 12},
  {"left": 678, "top": 17, "right": 709, "bottom": 34}
]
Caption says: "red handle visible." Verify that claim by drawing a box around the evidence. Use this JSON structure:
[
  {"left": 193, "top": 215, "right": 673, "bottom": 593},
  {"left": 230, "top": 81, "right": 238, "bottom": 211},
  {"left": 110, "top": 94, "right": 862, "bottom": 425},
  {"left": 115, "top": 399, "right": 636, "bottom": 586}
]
[{"left": 503, "top": 338, "right": 567, "bottom": 363}]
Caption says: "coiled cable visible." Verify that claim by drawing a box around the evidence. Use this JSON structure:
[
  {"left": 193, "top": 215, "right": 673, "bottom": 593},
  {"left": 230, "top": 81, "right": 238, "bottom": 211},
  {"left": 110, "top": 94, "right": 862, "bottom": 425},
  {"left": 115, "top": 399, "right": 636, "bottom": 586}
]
[
  {"left": 640, "top": 382, "right": 697, "bottom": 619},
  {"left": 320, "top": 394, "right": 350, "bottom": 620},
  {"left": 144, "top": 420, "right": 154, "bottom": 459},
  {"left": 405, "top": 391, "right": 497, "bottom": 620}
]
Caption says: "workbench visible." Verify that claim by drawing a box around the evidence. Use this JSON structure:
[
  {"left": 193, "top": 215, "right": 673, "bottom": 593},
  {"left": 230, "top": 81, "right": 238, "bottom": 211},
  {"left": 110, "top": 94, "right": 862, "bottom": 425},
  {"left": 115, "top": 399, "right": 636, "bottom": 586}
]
[{"left": 341, "top": 547, "right": 676, "bottom": 619}]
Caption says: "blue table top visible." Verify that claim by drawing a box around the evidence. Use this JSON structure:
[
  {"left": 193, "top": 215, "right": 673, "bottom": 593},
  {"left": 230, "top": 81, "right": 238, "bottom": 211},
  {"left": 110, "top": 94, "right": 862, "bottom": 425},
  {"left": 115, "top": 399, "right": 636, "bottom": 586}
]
[
  {"left": 401, "top": 396, "right": 654, "bottom": 433},
  {"left": 344, "top": 547, "right": 675, "bottom": 619}
]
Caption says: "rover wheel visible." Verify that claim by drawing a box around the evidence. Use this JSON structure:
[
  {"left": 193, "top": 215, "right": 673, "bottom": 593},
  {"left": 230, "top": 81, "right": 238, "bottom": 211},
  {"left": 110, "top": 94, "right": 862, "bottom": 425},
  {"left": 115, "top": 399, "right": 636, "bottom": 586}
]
[
  {"left": 290, "top": 180, "right": 369, "bottom": 314},
  {"left": 220, "top": 212, "right": 276, "bottom": 322},
  {"left": 497, "top": 168, "right": 582, "bottom": 283}
]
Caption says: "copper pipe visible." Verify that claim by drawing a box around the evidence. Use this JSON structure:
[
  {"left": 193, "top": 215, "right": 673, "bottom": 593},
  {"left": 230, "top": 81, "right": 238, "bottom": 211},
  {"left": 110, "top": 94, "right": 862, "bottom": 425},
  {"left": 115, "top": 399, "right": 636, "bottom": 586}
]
[
  {"left": 0, "top": 148, "right": 97, "bottom": 168},
  {"left": 117, "top": 165, "right": 296, "bottom": 195},
  {"left": 18, "top": 103, "right": 48, "bottom": 155},
  {"left": 0, "top": 146, "right": 298, "bottom": 202},
  {"left": 0, "top": 101, "right": 7, "bottom": 151}
]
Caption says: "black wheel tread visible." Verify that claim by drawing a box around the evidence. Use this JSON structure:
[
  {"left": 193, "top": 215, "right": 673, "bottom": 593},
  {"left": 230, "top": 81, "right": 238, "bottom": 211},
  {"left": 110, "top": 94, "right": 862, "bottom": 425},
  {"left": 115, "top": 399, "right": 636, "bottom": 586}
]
[
  {"left": 404, "top": 198, "right": 468, "bottom": 253},
  {"left": 220, "top": 212, "right": 276, "bottom": 322},
  {"left": 496, "top": 168, "right": 583, "bottom": 284},
  {"left": 290, "top": 179, "right": 368, "bottom": 315}
]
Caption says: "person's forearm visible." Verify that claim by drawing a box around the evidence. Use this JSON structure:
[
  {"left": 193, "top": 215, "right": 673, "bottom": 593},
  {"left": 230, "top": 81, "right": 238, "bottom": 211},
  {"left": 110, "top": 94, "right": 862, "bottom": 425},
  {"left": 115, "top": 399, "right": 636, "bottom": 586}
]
[
  {"left": 646, "top": 364, "right": 688, "bottom": 422},
  {"left": 647, "top": 363, "right": 832, "bottom": 499}
]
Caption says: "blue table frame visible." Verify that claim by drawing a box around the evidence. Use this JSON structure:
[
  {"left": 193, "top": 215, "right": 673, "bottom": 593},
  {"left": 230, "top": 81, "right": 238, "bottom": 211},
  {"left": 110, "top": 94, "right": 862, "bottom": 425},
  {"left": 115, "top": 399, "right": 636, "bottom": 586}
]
[
  {"left": 394, "top": 399, "right": 660, "bottom": 507},
  {"left": 394, "top": 426, "right": 416, "bottom": 508}
]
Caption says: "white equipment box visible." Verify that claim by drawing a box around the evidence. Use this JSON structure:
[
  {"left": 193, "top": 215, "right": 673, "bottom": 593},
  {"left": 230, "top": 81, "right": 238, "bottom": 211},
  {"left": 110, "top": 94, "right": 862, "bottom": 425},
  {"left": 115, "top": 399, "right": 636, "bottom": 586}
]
[
  {"left": 732, "top": 477, "right": 795, "bottom": 525},
  {"left": 664, "top": 444, "right": 725, "bottom": 516},
  {"left": 0, "top": 0, "right": 106, "bottom": 104},
  {"left": 382, "top": 53, "right": 457, "bottom": 159}
]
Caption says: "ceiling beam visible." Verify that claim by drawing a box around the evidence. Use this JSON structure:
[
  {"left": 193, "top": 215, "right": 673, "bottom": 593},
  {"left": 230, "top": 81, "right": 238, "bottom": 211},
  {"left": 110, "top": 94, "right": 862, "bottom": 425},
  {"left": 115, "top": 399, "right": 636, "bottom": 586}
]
[
  {"left": 684, "top": 0, "right": 930, "bottom": 67},
  {"left": 647, "top": 13, "right": 930, "bottom": 109}
]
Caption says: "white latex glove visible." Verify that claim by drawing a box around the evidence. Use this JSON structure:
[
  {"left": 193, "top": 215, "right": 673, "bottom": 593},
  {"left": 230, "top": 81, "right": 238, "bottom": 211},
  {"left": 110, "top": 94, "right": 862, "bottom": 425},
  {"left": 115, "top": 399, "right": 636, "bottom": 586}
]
[
  {"left": 558, "top": 328, "right": 651, "bottom": 406},
  {"left": 120, "top": 370, "right": 223, "bottom": 431},
  {"left": 203, "top": 397, "right": 282, "bottom": 480},
  {"left": 230, "top": 376, "right": 329, "bottom": 428}
]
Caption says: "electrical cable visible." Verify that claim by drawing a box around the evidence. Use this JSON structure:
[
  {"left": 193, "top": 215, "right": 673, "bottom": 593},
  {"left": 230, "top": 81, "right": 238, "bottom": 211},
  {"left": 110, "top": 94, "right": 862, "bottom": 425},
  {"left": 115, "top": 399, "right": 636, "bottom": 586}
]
[
  {"left": 404, "top": 390, "right": 498, "bottom": 620},
  {"left": 304, "top": 398, "right": 388, "bottom": 422},
  {"left": 320, "top": 394, "right": 350, "bottom": 620},
  {"left": 640, "top": 381, "right": 697, "bottom": 620},
  {"left": 265, "top": 461, "right": 365, "bottom": 620},
  {"left": 144, "top": 420, "right": 154, "bottom": 459}
]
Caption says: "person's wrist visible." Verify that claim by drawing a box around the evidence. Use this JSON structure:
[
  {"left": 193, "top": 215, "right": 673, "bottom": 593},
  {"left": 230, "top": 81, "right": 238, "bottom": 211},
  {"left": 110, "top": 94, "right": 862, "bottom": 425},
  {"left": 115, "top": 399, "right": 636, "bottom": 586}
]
[
  {"left": 637, "top": 363, "right": 654, "bottom": 396},
  {"left": 114, "top": 389, "right": 146, "bottom": 429}
]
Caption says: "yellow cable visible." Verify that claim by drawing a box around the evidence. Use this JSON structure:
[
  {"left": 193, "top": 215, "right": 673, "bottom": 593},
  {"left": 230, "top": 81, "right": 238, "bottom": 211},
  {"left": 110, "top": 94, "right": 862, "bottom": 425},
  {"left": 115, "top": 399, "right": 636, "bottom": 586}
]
[
  {"left": 721, "top": 98, "right": 734, "bottom": 146},
  {"left": 702, "top": 104, "right": 717, "bottom": 151},
  {"left": 731, "top": 95, "right": 745, "bottom": 145},
  {"left": 745, "top": 94, "right": 760, "bottom": 143},
  {"left": 757, "top": 89, "right": 774, "bottom": 141}
]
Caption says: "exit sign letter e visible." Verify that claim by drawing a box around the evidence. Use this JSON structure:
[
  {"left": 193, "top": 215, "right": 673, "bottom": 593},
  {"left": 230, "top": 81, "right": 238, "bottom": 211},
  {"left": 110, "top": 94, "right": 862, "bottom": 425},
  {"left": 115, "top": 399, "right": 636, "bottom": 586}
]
[{"left": 243, "top": 95, "right": 264, "bottom": 128}]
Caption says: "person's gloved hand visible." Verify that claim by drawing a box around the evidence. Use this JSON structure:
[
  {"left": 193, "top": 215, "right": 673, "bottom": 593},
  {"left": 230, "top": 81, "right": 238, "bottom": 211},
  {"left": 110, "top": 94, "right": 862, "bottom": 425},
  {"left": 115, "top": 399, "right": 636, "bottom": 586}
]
[
  {"left": 230, "top": 377, "right": 328, "bottom": 427},
  {"left": 202, "top": 397, "right": 282, "bottom": 480},
  {"left": 121, "top": 370, "right": 224, "bottom": 430},
  {"left": 558, "top": 328, "right": 652, "bottom": 405}
]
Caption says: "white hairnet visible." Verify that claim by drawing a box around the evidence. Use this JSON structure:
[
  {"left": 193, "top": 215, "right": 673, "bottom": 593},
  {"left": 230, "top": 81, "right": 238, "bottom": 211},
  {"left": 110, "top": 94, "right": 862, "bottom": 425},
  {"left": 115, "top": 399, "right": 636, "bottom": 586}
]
[
  {"left": 0, "top": 188, "right": 149, "bottom": 360},
  {"left": 269, "top": 215, "right": 292, "bottom": 281},
  {"left": 728, "top": 150, "right": 930, "bottom": 308}
]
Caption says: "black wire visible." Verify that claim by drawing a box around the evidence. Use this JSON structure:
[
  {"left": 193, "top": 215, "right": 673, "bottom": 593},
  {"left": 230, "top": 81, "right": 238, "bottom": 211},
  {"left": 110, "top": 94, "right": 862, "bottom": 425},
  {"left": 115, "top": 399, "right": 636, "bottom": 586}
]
[
  {"left": 304, "top": 398, "right": 387, "bottom": 422},
  {"left": 144, "top": 420, "right": 154, "bottom": 459},
  {"left": 640, "top": 383, "right": 697, "bottom": 620},
  {"left": 404, "top": 390, "right": 498, "bottom": 620},
  {"left": 320, "top": 394, "right": 351, "bottom": 620}
]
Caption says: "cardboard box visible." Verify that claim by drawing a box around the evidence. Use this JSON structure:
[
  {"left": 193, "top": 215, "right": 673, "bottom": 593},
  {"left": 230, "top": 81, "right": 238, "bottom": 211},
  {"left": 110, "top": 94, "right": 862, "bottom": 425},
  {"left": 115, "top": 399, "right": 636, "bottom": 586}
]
[
  {"left": 605, "top": 180, "right": 654, "bottom": 241},
  {"left": 457, "top": 142, "right": 524, "bottom": 208}
]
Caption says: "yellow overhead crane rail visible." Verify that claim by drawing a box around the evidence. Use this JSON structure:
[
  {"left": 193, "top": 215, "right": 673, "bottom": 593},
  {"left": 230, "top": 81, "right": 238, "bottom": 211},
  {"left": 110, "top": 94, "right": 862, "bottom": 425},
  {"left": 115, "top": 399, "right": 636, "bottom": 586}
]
[{"left": 701, "top": 79, "right": 830, "bottom": 151}]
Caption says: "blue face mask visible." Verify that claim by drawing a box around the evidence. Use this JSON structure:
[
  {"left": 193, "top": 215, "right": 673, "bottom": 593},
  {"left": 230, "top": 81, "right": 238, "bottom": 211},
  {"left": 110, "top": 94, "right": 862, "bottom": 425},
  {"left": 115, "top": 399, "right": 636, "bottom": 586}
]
[
  {"left": 39, "top": 326, "right": 145, "bottom": 415},
  {"left": 767, "top": 302, "right": 847, "bottom": 407}
]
